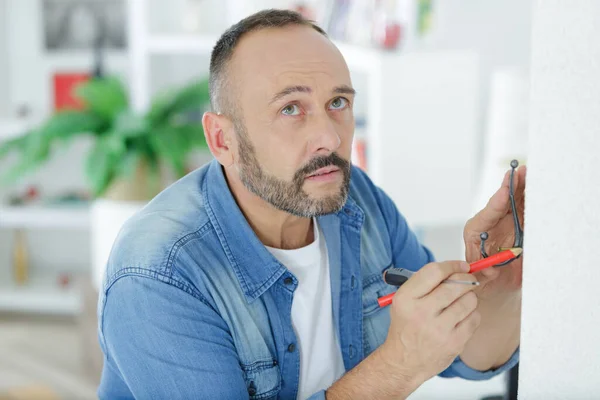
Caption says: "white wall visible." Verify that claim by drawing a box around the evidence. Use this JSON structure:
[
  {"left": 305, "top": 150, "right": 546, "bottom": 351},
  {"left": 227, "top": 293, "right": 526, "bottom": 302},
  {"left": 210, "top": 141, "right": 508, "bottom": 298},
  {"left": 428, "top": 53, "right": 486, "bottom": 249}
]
[
  {"left": 0, "top": 0, "right": 9, "bottom": 116},
  {"left": 428, "top": 0, "right": 533, "bottom": 181},
  {"left": 519, "top": 1, "right": 600, "bottom": 398},
  {"left": 431, "top": 0, "right": 532, "bottom": 70}
]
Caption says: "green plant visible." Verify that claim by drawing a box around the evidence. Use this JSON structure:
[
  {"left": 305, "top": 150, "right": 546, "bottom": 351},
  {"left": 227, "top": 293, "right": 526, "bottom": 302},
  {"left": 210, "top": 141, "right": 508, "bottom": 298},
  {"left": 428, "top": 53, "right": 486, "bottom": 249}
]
[{"left": 0, "top": 76, "right": 211, "bottom": 197}]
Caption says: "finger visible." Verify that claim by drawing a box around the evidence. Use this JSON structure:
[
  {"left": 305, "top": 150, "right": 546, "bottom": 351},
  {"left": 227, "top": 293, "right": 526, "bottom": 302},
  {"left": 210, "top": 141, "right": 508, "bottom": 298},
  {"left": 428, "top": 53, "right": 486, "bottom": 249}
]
[
  {"left": 452, "top": 309, "right": 482, "bottom": 346},
  {"left": 439, "top": 291, "right": 478, "bottom": 330},
  {"left": 404, "top": 261, "right": 470, "bottom": 299},
  {"left": 425, "top": 273, "right": 478, "bottom": 312},
  {"left": 465, "top": 182, "right": 511, "bottom": 236},
  {"left": 502, "top": 168, "right": 511, "bottom": 187}
]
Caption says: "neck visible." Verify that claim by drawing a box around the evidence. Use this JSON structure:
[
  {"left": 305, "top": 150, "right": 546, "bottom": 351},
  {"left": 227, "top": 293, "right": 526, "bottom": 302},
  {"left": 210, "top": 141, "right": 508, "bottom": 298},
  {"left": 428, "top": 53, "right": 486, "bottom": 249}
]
[{"left": 223, "top": 165, "right": 314, "bottom": 250}]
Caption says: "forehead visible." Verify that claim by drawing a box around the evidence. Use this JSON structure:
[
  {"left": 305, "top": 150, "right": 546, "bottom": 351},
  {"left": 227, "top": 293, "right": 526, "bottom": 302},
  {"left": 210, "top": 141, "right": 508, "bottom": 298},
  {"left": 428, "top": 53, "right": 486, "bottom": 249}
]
[{"left": 229, "top": 25, "right": 351, "bottom": 99}]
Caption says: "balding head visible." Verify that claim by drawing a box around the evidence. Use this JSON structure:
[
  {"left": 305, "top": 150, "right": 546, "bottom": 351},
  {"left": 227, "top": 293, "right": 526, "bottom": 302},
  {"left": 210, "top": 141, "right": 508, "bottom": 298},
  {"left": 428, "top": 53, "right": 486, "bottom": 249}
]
[{"left": 209, "top": 9, "right": 328, "bottom": 116}]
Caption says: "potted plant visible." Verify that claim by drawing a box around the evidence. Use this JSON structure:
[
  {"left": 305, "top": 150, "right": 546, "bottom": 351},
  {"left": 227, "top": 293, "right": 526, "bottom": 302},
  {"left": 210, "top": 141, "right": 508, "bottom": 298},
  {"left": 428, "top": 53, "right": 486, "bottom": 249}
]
[
  {"left": 0, "top": 76, "right": 212, "bottom": 289},
  {"left": 0, "top": 76, "right": 211, "bottom": 199}
]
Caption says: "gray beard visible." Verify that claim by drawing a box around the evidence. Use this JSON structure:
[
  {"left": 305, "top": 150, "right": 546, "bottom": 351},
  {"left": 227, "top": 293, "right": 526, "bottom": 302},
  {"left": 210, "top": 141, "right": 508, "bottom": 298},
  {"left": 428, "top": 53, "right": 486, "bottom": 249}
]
[{"left": 235, "top": 122, "right": 351, "bottom": 218}]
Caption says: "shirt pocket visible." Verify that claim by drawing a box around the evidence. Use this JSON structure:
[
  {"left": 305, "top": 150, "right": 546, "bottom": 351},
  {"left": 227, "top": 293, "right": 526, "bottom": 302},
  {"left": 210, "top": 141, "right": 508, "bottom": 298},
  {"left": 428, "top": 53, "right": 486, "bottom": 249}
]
[
  {"left": 241, "top": 359, "right": 281, "bottom": 400},
  {"left": 361, "top": 265, "right": 397, "bottom": 356},
  {"left": 362, "top": 265, "right": 397, "bottom": 317}
]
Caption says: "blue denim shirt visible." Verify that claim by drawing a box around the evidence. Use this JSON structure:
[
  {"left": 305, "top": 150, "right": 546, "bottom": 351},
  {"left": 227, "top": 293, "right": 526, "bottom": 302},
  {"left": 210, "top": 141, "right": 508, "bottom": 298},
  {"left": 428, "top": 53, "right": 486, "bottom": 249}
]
[{"left": 97, "top": 160, "right": 519, "bottom": 399}]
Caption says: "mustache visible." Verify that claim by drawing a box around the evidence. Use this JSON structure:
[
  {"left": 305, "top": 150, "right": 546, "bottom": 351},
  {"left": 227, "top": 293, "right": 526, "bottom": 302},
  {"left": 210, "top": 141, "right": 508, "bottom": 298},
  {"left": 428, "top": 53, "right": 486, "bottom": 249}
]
[{"left": 295, "top": 153, "right": 350, "bottom": 179}]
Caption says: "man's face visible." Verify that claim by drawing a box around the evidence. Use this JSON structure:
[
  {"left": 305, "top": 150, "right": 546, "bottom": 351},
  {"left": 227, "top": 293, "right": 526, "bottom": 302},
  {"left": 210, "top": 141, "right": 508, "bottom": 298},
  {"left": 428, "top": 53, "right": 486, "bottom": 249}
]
[{"left": 228, "top": 25, "right": 355, "bottom": 217}]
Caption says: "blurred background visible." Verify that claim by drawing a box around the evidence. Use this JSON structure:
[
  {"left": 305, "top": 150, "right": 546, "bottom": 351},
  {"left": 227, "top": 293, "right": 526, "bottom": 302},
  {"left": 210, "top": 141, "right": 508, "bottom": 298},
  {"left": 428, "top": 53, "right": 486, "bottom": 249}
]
[{"left": 0, "top": 0, "right": 530, "bottom": 399}]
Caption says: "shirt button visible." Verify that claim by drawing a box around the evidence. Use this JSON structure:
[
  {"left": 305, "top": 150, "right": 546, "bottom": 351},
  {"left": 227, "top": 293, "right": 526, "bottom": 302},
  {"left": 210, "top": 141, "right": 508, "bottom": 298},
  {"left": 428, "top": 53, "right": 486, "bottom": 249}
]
[
  {"left": 351, "top": 275, "right": 356, "bottom": 290},
  {"left": 273, "top": 359, "right": 278, "bottom": 366},
  {"left": 349, "top": 344, "right": 355, "bottom": 358},
  {"left": 287, "top": 343, "right": 296, "bottom": 352},
  {"left": 248, "top": 382, "right": 257, "bottom": 396},
  {"left": 284, "top": 277, "right": 293, "bottom": 285}
]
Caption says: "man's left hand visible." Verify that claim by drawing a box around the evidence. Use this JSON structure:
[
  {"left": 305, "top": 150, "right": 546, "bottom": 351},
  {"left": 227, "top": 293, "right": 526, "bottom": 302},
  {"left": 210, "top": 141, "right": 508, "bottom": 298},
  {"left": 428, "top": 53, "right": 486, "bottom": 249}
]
[{"left": 463, "top": 165, "right": 526, "bottom": 301}]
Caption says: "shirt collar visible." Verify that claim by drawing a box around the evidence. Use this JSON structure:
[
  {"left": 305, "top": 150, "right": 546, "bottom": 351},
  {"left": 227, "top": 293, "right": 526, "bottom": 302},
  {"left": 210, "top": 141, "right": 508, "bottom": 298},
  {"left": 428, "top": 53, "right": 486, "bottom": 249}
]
[{"left": 202, "top": 159, "right": 364, "bottom": 303}]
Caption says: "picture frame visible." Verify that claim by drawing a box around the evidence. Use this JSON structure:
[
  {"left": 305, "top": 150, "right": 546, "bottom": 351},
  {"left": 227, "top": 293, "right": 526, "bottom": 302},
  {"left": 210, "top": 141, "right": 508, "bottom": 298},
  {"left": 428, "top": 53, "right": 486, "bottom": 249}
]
[{"left": 43, "top": 0, "right": 127, "bottom": 51}]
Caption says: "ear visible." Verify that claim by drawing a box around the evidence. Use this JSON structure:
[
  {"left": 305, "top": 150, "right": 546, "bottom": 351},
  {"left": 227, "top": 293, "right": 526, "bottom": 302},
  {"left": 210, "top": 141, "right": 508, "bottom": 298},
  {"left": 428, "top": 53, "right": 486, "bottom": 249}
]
[{"left": 202, "top": 112, "right": 235, "bottom": 167}]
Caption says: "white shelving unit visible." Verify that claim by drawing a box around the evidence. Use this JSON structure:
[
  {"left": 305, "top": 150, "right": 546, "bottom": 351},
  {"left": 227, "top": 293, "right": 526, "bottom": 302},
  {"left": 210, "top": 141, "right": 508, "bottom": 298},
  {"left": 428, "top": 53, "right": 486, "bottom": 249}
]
[
  {"left": 0, "top": 206, "right": 90, "bottom": 230},
  {"left": 0, "top": 88, "right": 91, "bottom": 317},
  {"left": 0, "top": 272, "right": 82, "bottom": 315},
  {"left": 0, "top": 99, "right": 91, "bottom": 317},
  {"left": 0, "top": 205, "right": 90, "bottom": 315}
]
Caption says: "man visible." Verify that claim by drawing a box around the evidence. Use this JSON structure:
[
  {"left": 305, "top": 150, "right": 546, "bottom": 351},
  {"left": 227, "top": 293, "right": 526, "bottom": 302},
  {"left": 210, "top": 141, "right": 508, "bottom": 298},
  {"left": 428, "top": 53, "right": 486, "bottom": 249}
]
[{"left": 98, "top": 9, "right": 524, "bottom": 400}]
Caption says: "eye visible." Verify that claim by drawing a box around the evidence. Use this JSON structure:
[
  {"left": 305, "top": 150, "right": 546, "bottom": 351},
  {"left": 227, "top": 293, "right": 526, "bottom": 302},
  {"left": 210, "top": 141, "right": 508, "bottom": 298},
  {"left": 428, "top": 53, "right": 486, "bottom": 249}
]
[
  {"left": 329, "top": 97, "right": 349, "bottom": 110},
  {"left": 281, "top": 104, "right": 301, "bottom": 116}
]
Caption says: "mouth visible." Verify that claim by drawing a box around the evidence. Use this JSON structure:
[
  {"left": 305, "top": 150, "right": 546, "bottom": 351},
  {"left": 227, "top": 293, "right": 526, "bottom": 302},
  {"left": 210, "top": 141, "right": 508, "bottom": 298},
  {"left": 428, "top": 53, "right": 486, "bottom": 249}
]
[{"left": 305, "top": 166, "right": 341, "bottom": 182}]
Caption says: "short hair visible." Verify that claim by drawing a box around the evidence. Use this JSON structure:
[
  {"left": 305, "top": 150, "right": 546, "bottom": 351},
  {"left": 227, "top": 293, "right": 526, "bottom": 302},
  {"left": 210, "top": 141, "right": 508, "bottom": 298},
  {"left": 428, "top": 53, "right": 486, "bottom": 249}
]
[{"left": 209, "top": 9, "right": 328, "bottom": 115}]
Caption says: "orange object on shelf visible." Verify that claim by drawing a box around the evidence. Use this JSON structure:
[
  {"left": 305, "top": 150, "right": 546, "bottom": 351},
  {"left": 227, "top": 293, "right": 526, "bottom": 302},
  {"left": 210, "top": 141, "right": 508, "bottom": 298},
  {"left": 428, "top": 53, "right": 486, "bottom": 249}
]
[
  {"left": 53, "top": 72, "right": 90, "bottom": 111},
  {"left": 13, "top": 229, "right": 29, "bottom": 285},
  {"left": 58, "top": 273, "right": 71, "bottom": 289}
]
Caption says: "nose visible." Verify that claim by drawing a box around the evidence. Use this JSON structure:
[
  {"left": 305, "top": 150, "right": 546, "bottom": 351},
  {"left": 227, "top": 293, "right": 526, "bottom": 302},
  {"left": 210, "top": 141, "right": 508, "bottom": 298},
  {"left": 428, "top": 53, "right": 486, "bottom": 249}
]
[{"left": 307, "top": 113, "right": 341, "bottom": 156}]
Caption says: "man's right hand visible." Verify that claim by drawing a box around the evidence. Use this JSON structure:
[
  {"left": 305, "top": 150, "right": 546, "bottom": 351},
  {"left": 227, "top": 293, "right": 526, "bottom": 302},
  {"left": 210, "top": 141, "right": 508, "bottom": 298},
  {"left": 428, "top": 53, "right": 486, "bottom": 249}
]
[
  {"left": 326, "top": 261, "right": 481, "bottom": 400},
  {"left": 381, "top": 260, "right": 481, "bottom": 385}
]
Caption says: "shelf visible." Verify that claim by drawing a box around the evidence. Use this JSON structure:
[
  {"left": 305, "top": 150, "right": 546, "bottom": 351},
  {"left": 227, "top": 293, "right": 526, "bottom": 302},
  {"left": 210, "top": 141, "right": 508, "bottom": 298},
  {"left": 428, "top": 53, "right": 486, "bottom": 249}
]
[
  {"left": 0, "top": 273, "right": 82, "bottom": 315},
  {"left": 144, "top": 35, "right": 382, "bottom": 71},
  {"left": 0, "top": 205, "right": 90, "bottom": 230},
  {"left": 147, "top": 34, "right": 220, "bottom": 54},
  {"left": 0, "top": 118, "right": 32, "bottom": 144},
  {"left": 43, "top": 51, "right": 129, "bottom": 71}
]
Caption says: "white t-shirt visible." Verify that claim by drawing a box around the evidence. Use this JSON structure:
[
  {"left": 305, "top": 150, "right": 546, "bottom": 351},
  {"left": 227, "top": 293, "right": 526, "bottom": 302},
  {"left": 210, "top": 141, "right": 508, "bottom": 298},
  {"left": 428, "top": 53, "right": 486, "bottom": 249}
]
[{"left": 266, "top": 219, "right": 345, "bottom": 399}]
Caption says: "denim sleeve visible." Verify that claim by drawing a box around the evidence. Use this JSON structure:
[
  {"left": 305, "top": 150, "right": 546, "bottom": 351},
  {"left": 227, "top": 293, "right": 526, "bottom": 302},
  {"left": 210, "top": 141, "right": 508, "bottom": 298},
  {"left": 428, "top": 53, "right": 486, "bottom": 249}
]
[
  {"left": 99, "top": 274, "right": 248, "bottom": 400},
  {"left": 373, "top": 185, "right": 435, "bottom": 270},
  {"left": 439, "top": 348, "right": 520, "bottom": 380}
]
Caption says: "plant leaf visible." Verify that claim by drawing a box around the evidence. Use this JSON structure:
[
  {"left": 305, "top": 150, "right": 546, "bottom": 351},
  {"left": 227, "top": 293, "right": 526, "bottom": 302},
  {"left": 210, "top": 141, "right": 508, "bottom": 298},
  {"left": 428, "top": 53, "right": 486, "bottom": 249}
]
[
  {"left": 84, "top": 132, "right": 127, "bottom": 196},
  {"left": 40, "top": 110, "right": 106, "bottom": 141},
  {"left": 75, "top": 77, "right": 129, "bottom": 120},
  {"left": 149, "top": 124, "right": 204, "bottom": 173},
  {"left": 0, "top": 111, "right": 105, "bottom": 185},
  {"left": 148, "top": 126, "right": 190, "bottom": 177},
  {"left": 112, "top": 111, "right": 148, "bottom": 138},
  {"left": 178, "top": 124, "right": 207, "bottom": 148},
  {"left": 147, "top": 79, "right": 210, "bottom": 125},
  {"left": 103, "top": 131, "right": 127, "bottom": 155},
  {"left": 118, "top": 150, "right": 141, "bottom": 179},
  {"left": 0, "top": 135, "right": 29, "bottom": 158},
  {"left": 25, "top": 131, "right": 51, "bottom": 161},
  {"left": 1, "top": 131, "right": 50, "bottom": 184},
  {"left": 85, "top": 140, "right": 113, "bottom": 196}
]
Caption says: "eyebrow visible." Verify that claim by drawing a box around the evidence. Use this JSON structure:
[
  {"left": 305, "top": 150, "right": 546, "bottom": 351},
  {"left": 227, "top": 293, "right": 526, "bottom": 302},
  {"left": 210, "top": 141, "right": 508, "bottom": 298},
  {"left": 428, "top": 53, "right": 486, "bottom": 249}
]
[
  {"left": 269, "top": 85, "right": 356, "bottom": 104},
  {"left": 332, "top": 85, "right": 357, "bottom": 96}
]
